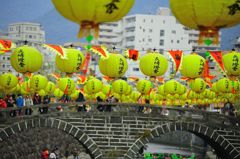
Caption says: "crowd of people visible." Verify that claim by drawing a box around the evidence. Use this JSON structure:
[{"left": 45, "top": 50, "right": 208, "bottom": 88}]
[
  {"left": 0, "top": 92, "right": 239, "bottom": 118},
  {"left": 41, "top": 146, "right": 81, "bottom": 159}
]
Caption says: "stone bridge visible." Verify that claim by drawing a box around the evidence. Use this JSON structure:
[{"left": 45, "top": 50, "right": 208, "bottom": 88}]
[{"left": 0, "top": 102, "right": 240, "bottom": 159}]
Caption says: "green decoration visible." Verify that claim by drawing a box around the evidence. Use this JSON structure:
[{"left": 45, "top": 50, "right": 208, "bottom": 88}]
[
  {"left": 86, "top": 44, "right": 92, "bottom": 50},
  {"left": 204, "top": 39, "right": 212, "bottom": 46},
  {"left": 144, "top": 153, "right": 153, "bottom": 159},
  {"left": 205, "top": 51, "right": 210, "bottom": 58},
  {"left": 24, "top": 77, "right": 29, "bottom": 81},
  {"left": 188, "top": 154, "right": 195, "bottom": 159},
  {"left": 157, "top": 153, "right": 164, "bottom": 159},
  {"left": 86, "top": 35, "right": 94, "bottom": 42},
  {"left": 171, "top": 154, "right": 180, "bottom": 159}
]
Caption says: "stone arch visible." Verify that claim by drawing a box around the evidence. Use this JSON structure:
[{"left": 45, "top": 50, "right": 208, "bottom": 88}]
[
  {"left": 125, "top": 122, "right": 240, "bottom": 159},
  {"left": 0, "top": 117, "right": 103, "bottom": 159}
]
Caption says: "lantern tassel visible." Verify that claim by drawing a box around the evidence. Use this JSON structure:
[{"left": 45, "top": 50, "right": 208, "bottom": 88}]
[{"left": 78, "top": 22, "right": 99, "bottom": 38}]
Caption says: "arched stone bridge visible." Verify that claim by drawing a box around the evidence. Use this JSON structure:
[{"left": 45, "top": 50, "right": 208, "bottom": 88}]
[{"left": 0, "top": 102, "right": 240, "bottom": 159}]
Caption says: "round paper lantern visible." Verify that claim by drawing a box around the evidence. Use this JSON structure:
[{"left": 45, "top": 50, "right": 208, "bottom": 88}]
[
  {"left": 70, "top": 90, "right": 79, "bottom": 100},
  {"left": 58, "top": 78, "right": 76, "bottom": 95},
  {"left": 180, "top": 54, "right": 205, "bottom": 78},
  {"left": 38, "top": 89, "right": 46, "bottom": 97},
  {"left": 164, "top": 80, "right": 179, "bottom": 95},
  {"left": 85, "top": 78, "right": 103, "bottom": 94},
  {"left": 178, "top": 84, "right": 187, "bottom": 95},
  {"left": 223, "top": 51, "right": 240, "bottom": 76},
  {"left": 211, "top": 83, "right": 218, "bottom": 93},
  {"left": 136, "top": 80, "right": 152, "bottom": 94},
  {"left": 139, "top": 53, "right": 168, "bottom": 77},
  {"left": 0, "top": 73, "right": 18, "bottom": 89},
  {"left": 216, "top": 78, "right": 232, "bottom": 93},
  {"left": 158, "top": 85, "right": 165, "bottom": 95},
  {"left": 190, "top": 78, "right": 206, "bottom": 93},
  {"left": 102, "top": 85, "right": 111, "bottom": 95},
  {"left": 125, "top": 85, "right": 132, "bottom": 95},
  {"left": 54, "top": 88, "right": 64, "bottom": 99},
  {"left": 56, "top": 49, "right": 85, "bottom": 74},
  {"left": 233, "top": 81, "right": 240, "bottom": 92},
  {"left": 51, "top": 0, "right": 135, "bottom": 37},
  {"left": 30, "top": 75, "right": 48, "bottom": 91},
  {"left": 170, "top": 0, "right": 240, "bottom": 44},
  {"left": 112, "top": 79, "right": 128, "bottom": 95},
  {"left": 130, "top": 91, "right": 141, "bottom": 102},
  {"left": 10, "top": 45, "right": 43, "bottom": 74},
  {"left": 45, "top": 82, "right": 56, "bottom": 94},
  {"left": 99, "top": 53, "right": 128, "bottom": 78}
]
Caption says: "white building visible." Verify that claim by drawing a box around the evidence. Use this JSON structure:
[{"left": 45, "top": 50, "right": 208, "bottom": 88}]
[
  {"left": 234, "top": 37, "right": 240, "bottom": 51},
  {"left": 0, "top": 22, "right": 46, "bottom": 74}
]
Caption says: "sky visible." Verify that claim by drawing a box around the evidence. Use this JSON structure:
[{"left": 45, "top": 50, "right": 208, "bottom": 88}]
[{"left": 0, "top": 0, "right": 239, "bottom": 50}]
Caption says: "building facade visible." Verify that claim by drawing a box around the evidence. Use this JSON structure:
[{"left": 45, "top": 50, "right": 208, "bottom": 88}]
[
  {"left": 234, "top": 37, "right": 240, "bottom": 51},
  {"left": 0, "top": 22, "right": 46, "bottom": 75}
]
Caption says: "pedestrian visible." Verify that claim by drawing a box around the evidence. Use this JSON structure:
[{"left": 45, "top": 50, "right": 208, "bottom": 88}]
[
  {"left": 72, "top": 147, "right": 80, "bottom": 159},
  {"left": 76, "top": 92, "right": 86, "bottom": 112},
  {"left": 96, "top": 96, "right": 104, "bottom": 112},
  {"left": 106, "top": 96, "right": 114, "bottom": 112},
  {"left": 24, "top": 95, "right": 33, "bottom": 115},
  {"left": 43, "top": 95, "right": 50, "bottom": 114},
  {"left": 161, "top": 99, "right": 169, "bottom": 116},
  {"left": 33, "top": 93, "right": 42, "bottom": 114},
  {"left": 6, "top": 95, "right": 16, "bottom": 117},
  {"left": 0, "top": 98, "right": 7, "bottom": 108},
  {"left": 49, "top": 147, "right": 58, "bottom": 159},
  {"left": 16, "top": 94, "right": 24, "bottom": 116},
  {"left": 137, "top": 95, "right": 144, "bottom": 112},
  {"left": 41, "top": 148, "right": 49, "bottom": 159},
  {"left": 64, "top": 144, "right": 70, "bottom": 159}
]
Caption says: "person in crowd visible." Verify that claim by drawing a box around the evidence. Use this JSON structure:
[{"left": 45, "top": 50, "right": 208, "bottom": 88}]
[
  {"left": 56, "top": 105, "right": 63, "bottom": 112},
  {"left": 0, "top": 98, "right": 7, "bottom": 108},
  {"left": 184, "top": 102, "right": 189, "bottom": 108},
  {"left": 33, "top": 93, "right": 41, "bottom": 105},
  {"left": 49, "top": 147, "right": 58, "bottom": 159},
  {"left": 161, "top": 99, "right": 169, "bottom": 116},
  {"left": 96, "top": 96, "right": 104, "bottom": 112},
  {"left": 41, "top": 148, "right": 49, "bottom": 159},
  {"left": 24, "top": 95, "right": 33, "bottom": 115},
  {"left": 6, "top": 95, "right": 16, "bottom": 117},
  {"left": 16, "top": 94, "right": 24, "bottom": 116},
  {"left": 64, "top": 144, "right": 70, "bottom": 159},
  {"left": 76, "top": 92, "right": 86, "bottom": 112},
  {"left": 72, "top": 147, "right": 80, "bottom": 159},
  {"left": 61, "top": 94, "right": 70, "bottom": 103},
  {"left": 106, "top": 95, "right": 115, "bottom": 112},
  {"left": 137, "top": 95, "right": 144, "bottom": 112},
  {"left": 42, "top": 95, "right": 50, "bottom": 114}
]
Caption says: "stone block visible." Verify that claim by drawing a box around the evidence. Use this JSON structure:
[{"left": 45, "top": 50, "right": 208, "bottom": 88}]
[{"left": 110, "top": 116, "right": 122, "bottom": 123}]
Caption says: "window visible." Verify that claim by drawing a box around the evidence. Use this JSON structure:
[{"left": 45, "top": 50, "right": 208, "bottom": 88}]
[
  {"left": 149, "top": 29, "right": 152, "bottom": 33},
  {"left": 29, "top": 35, "right": 32, "bottom": 38},
  {"left": 133, "top": 68, "right": 139, "bottom": 71},
  {"left": 3, "top": 57, "right": 5, "bottom": 60},
  {"left": 151, "top": 19, "right": 153, "bottom": 23},
  {"left": 143, "top": 19, "right": 145, "bottom": 22},
  {"left": 159, "top": 39, "right": 164, "bottom": 46},
  {"left": 148, "top": 39, "right": 152, "bottom": 42},
  {"left": 177, "top": 40, "right": 180, "bottom": 43},
  {"left": 143, "top": 29, "right": 145, "bottom": 32},
  {"left": 171, "top": 40, "right": 173, "bottom": 43},
  {"left": 160, "top": 30, "right": 165, "bottom": 37},
  {"left": 7, "top": 57, "right": 10, "bottom": 60},
  {"left": 163, "top": 20, "right": 165, "bottom": 24},
  {"left": 172, "top": 30, "right": 176, "bottom": 34},
  {"left": 2, "top": 64, "right": 5, "bottom": 68},
  {"left": 10, "top": 27, "right": 13, "bottom": 31},
  {"left": 159, "top": 49, "right": 164, "bottom": 53},
  {"left": 142, "top": 38, "right": 145, "bottom": 42}
]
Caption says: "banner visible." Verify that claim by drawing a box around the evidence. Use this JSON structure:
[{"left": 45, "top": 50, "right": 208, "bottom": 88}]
[
  {"left": 43, "top": 44, "right": 67, "bottom": 59},
  {"left": 209, "top": 51, "right": 226, "bottom": 75},
  {"left": 168, "top": 50, "right": 183, "bottom": 74}
]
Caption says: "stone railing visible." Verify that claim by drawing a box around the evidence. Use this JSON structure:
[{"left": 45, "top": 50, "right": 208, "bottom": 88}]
[{"left": 0, "top": 102, "right": 239, "bottom": 130}]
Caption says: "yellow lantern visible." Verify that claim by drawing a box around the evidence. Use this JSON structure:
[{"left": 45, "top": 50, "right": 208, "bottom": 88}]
[
  {"left": 38, "top": 89, "right": 46, "bottom": 97},
  {"left": 45, "top": 82, "right": 56, "bottom": 94},
  {"left": 56, "top": 48, "right": 85, "bottom": 74},
  {"left": 180, "top": 54, "right": 205, "bottom": 78},
  {"left": 99, "top": 53, "right": 128, "bottom": 78},
  {"left": 130, "top": 91, "right": 141, "bottom": 102},
  {"left": 188, "top": 90, "right": 196, "bottom": 99},
  {"left": 233, "top": 81, "right": 240, "bottom": 92},
  {"left": 139, "top": 53, "right": 168, "bottom": 77},
  {"left": 136, "top": 79, "right": 152, "bottom": 94},
  {"left": 30, "top": 75, "right": 48, "bottom": 91},
  {"left": 190, "top": 78, "right": 206, "bottom": 93},
  {"left": 10, "top": 45, "right": 43, "bottom": 74},
  {"left": 164, "top": 80, "right": 179, "bottom": 95},
  {"left": 125, "top": 85, "right": 132, "bottom": 95},
  {"left": 102, "top": 85, "right": 111, "bottom": 95},
  {"left": 51, "top": 0, "right": 135, "bottom": 37},
  {"left": 54, "top": 88, "right": 64, "bottom": 99},
  {"left": 0, "top": 73, "right": 18, "bottom": 89},
  {"left": 216, "top": 78, "right": 232, "bottom": 93},
  {"left": 223, "top": 51, "right": 240, "bottom": 76},
  {"left": 85, "top": 78, "right": 103, "bottom": 94},
  {"left": 58, "top": 78, "right": 76, "bottom": 95},
  {"left": 70, "top": 90, "right": 80, "bottom": 100},
  {"left": 158, "top": 85, "right": 165, "bottom": 95},
  {"left": 95, "top": 92, "right": 107, "bottom": 100},
  {"left": 211, "top": 82, "right": 218, "bottom": 93},
  {"left": 170, "top": 0, "right": 240, "bottom": 44},
  {"left": 112, "top": 79, "right": 128, "bottom": 95},
  {"left": 177, "top": 84, "right": 187, "bottom": 95},
  {"left": 181, "top": 93, "right": 187, "bottom": 100}
]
